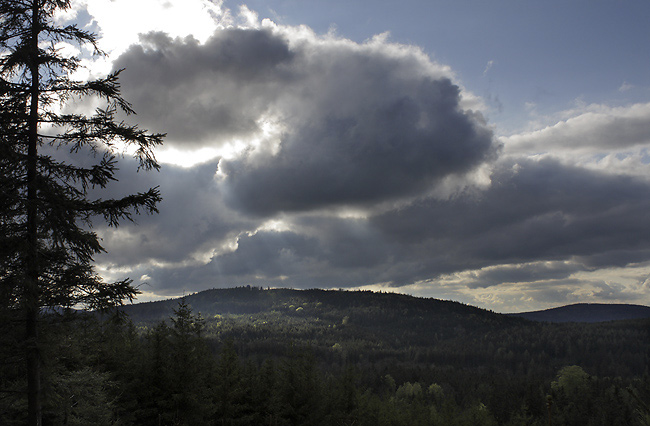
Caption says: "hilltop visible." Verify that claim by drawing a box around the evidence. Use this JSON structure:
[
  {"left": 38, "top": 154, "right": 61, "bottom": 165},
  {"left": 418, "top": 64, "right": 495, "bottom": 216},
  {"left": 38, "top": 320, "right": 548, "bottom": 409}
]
[
  {"left": 507, "top": 303, "right": 650, "bottom": 323},
  {"left": 122, "top": 287, "right": 506, "bottom": 326}
]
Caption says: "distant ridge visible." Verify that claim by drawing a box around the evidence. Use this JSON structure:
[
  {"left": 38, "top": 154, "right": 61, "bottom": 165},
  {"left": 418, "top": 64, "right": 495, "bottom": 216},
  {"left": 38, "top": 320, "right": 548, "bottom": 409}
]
[{"left": 508, "top": 303, "right": 650, "bottom": 323}]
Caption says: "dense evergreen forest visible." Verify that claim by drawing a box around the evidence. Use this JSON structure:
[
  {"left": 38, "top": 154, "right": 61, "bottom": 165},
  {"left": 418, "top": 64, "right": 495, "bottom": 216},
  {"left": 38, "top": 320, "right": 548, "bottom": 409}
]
[{"left": 1, "top": 287, "right": 649, "bottom": 425}]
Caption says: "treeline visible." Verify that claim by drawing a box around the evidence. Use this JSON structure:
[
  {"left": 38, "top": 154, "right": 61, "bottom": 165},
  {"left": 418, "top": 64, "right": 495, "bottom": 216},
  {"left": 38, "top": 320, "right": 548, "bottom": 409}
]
[{"left": 1, "top": 299, "right": 649, "bottom": 425}]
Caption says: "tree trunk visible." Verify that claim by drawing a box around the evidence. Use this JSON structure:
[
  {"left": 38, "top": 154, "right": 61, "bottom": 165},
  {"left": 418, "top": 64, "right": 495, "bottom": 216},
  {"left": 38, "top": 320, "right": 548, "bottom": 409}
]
[{"left": 26, "top": 0, "right": 42, "bottom": 424}]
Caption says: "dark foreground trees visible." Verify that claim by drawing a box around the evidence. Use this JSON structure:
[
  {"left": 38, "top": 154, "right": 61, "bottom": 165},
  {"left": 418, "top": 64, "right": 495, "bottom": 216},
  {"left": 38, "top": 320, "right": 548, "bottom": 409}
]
[
  {"left": 0, "top": 1, "right": 164, "bottom": 424},
  {"left": 2, "top": 300, "right": 647, "bottom": 425}
]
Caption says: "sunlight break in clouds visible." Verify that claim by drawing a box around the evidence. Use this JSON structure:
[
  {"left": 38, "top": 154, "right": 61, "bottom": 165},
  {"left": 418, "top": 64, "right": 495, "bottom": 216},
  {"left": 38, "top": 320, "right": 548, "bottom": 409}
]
[{"left": 70, "top": 0, "right": 229, "bottom": 56}]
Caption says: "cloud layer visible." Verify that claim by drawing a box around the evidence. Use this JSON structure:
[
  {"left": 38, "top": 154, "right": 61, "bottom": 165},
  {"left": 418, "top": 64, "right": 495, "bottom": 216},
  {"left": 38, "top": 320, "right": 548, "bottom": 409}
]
[{"left": 82, "top": 7, "right": 650, "bottom": 312}]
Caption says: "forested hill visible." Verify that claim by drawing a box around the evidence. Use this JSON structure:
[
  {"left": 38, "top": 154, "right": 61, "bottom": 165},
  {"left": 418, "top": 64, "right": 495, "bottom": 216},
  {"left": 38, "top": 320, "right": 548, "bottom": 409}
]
[
  {"left": 507, "top": 303, "right": 650, "bottom": 323},
  {"left": 120, "top": 287, "right": 649, "bottom": 380},
  {"left": 1, "top": 289, "right": 644, "bottom": 425},
  {"left": 121, "top": 287, "right": 506, "bottom": 327},
  {"left": 30, "top": 287, "right": 643, "bottom": 425}
]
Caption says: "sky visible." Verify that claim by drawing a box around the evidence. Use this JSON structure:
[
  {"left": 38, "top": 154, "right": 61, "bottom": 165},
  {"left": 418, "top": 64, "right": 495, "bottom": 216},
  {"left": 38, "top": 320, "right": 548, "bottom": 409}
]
[{"left": 58, "top": 0, "right": 650, "bottom": 313}]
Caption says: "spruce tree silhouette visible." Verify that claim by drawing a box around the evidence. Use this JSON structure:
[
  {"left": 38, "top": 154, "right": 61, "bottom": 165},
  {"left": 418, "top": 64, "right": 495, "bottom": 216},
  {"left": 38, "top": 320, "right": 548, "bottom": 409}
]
[{"left": 0, "top": 1, "right": 164, "bottom": 424}]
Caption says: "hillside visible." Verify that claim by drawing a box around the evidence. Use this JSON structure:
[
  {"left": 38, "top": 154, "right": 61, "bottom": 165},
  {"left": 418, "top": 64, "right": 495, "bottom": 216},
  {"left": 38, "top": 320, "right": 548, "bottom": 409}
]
[
  {"left": 121, "top": 288, "right": 650, "bottom": 381},
  {"left": 507, "top": 303, "right": 650, "bottom": 323}
]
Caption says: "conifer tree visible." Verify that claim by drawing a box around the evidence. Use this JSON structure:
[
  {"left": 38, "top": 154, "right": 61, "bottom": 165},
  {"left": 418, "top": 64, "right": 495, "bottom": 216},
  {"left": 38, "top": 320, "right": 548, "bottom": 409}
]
[{"left": 0, "top": 1, "right": 164, "bottom": 424}]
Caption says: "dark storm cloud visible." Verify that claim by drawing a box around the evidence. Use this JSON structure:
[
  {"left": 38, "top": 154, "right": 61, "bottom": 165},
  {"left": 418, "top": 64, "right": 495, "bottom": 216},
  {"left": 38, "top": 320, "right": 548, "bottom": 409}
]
[
  {"left": 216, "top": 230, "right": 320, "bottom": 277},
  {"left": 127, "top": 212, "right": 398, "bottom": 293},
  {"left": 371, "top": 158, "right": 650, "bottom": 280},
  {"left": 463, "top": 262, "right": 580, "bottom": 289},
  {"left": 220, "top": 78, "right": 496, "bottom": 214},
  {"left": 295, "top": 216, "right": 391, "bottom": 269},
  {"left": 95, "top": 160, "right": 256, "bottom": 268},
  {"left": 114, "top": 27, "right": 499, "bottom": 214},
  {"left": 142, "top": 228, "right": 383, "bottom": 293},
  {"left": 100, "top": 156, "right": 650, "bottom": 302},
  {"left": 113, "top": 29, "right": 294, "bottom": 145}
]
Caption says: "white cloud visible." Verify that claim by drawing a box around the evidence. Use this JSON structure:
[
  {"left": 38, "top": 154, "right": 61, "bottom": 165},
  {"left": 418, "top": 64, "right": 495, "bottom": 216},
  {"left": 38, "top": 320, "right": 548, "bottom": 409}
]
[
  {"left": 503, "top": 102, "right": 650, "bottom": 156},
  {"left": 619, "top": 81, "right": 634, "bottom": 92},
  {"left": 74, "top": 0, "right": 230, "bottom": 57},
  {"left": 483, "top": 59, "right": 494, "bottom": 76},
  {"left": 238, "top": 5, "right": 261, "bottom": 28}
]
